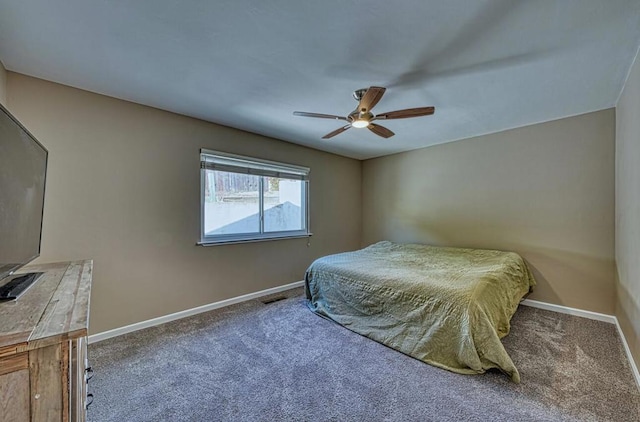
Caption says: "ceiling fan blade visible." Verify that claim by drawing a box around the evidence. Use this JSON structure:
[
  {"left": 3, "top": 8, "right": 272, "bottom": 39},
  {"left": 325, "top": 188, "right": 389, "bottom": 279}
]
[
  {"left": 375, "top": 107, "right": 435, "bottom": 120},
  {"left": 358, "top": 86, "right": 386, "bottom": 112},
  {"left": 322, "top": 124, "right": 352, "bottom": 139},
  {"left": 368, "top": 123, "right": 395, "bottom": 138},
  {"left": 293, "top": 111, "right": 347, "bottom": 121}
]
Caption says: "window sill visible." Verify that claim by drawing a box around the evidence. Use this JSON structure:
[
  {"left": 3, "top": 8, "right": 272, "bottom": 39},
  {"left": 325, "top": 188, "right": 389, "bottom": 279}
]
[{"left": 197, "top": 233, "right": 312, "bottom": 247}]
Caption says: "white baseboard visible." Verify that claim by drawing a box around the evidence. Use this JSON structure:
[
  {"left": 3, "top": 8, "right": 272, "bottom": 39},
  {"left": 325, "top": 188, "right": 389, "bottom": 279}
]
[
  {"left": 521, "top": 299, "right": 640, "bottom": 390},
  {"left": 88, "top": 280, "right": 305, "bottom": 344},
  {"left": 521, "top": 299, "right": 617, "bottom": 323},
  {"left": 614, "top": 318, "right": 640, "bottom": 390}
]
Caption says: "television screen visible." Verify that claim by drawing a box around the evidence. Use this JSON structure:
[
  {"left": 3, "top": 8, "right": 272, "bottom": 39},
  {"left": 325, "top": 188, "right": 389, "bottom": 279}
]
[{"left": 0, "top": 103, "right": 47, "bottom": 281}]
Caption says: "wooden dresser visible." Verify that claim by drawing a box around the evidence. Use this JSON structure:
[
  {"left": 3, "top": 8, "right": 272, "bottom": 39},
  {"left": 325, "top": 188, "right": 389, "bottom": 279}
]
[{"left": 0, "top": 261, "right": 92, "bottom": 422}]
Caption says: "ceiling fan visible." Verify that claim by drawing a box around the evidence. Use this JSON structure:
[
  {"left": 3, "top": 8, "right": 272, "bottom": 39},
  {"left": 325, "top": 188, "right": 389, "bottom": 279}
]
[{"left": 293, "top": 86, "right": 435, "bottom": 139}]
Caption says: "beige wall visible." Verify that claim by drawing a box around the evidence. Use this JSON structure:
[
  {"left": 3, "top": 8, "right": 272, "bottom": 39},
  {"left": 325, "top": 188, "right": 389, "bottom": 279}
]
[
  {"left": 7, "top": 73, "right": 362, "bottom": 334},
  {"left": 363, "top": 109, "right": 616, "bottom": 314},
  {"left": 0, "top": 61, "right": 7, "bottom": 106},
  {"left": 616, "top": 51, "right": 640, "bottom": 368}
]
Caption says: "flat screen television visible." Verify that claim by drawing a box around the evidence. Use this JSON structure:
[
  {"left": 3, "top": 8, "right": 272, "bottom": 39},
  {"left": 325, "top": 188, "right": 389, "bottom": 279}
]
[{"left": 0, "top": 102, "right": 47, "bottom": 296}]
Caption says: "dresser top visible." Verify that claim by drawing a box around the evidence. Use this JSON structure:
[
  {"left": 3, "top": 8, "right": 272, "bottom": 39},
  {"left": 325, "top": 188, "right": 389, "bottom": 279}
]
[{"left": 0, "top": 260, "right": 92, "bottom": 350}]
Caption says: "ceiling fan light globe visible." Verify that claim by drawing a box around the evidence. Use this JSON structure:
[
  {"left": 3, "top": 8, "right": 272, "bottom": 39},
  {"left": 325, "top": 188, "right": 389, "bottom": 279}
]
[{"left": 352, "top": 119, "right": 370, "bottom": 128}]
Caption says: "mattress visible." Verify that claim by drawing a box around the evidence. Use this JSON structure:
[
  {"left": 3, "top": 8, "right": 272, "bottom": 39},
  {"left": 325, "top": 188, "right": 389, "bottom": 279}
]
[{"left": 305, "top": 241, "right": 536, "bottom": 382}]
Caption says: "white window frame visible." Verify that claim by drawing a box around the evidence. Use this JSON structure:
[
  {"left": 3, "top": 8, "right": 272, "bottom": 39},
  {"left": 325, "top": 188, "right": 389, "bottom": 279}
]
[{"left": 199, "top": 149, "right": 311, "bottom": 245}]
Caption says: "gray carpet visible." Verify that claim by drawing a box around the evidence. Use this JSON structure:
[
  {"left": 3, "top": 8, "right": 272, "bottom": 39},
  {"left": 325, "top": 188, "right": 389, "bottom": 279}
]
[{"left": 88, "top": 288, "right": 640, "bottom": 421}]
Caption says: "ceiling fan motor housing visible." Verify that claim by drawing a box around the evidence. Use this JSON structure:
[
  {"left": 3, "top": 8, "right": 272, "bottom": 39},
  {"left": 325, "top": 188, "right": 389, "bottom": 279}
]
[{"left": 348, "top": 110, "right": 374, "bottom": 122}]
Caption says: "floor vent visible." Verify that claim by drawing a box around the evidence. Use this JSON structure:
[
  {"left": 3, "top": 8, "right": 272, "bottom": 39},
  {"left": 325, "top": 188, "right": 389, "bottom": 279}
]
[{"left": 261, "top": 296, "right": 287, "bottom": 305}]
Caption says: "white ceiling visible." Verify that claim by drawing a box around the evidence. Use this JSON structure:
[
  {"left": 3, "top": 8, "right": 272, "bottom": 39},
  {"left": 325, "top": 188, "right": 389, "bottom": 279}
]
[{"left": 1, "top": 1, "right": 639, "bottom": 160}]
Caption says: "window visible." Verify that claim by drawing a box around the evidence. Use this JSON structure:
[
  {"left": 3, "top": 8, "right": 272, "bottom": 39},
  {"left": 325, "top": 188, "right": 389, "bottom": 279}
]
[{"left": 199, "top": 149, "right": 310, "bottom": 245}]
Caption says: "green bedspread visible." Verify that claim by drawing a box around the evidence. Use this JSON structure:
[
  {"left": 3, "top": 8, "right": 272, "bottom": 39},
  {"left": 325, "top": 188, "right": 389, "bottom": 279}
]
[{"left": 305, "top": 241, "right": 536, "bottom": 383}]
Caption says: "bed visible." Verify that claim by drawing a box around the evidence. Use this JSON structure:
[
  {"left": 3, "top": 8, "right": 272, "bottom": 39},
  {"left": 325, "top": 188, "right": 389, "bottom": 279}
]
[{"left": 304, "top": 241, "right": 536, "bottom": 383}]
